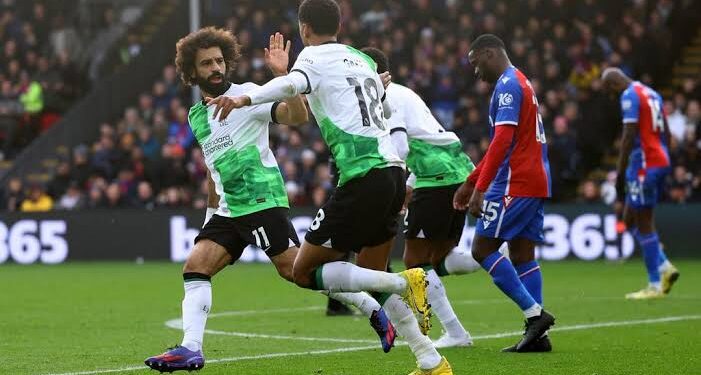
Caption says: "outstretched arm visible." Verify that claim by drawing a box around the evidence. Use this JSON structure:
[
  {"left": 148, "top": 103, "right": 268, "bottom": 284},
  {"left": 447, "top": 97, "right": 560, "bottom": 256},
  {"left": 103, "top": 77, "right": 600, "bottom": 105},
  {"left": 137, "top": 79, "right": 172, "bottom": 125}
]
[
  {"left": 206, "top": 73, "right": 308, "bottom": 121},
  {"left": 249, "top": 73, "right": 309, "bottom": 106}
]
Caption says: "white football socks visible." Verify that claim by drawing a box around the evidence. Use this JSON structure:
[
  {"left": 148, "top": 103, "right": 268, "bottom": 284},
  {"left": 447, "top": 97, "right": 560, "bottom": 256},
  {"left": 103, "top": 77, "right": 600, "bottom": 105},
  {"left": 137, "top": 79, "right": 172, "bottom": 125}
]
[
  {"left": 383, "top": 294, "right": 441, "bottom": 370},
  {"left": 523, "top": 303, "right": 543, "bottom": 319},
  {"left": 180, "top": 280, "right": 211, "bottom": 352},
  {"left": 323, "top": 291, "right": 381, "bottom": 317},
  {"left": 320, "top": 261, "right": 407, "bottom": 294},
  {"left": 441, "top": 249, "right": 481, "bottom": 275},
  {"left": 425, "top": 269, "right": 468, "bottom": 339},
  {"left": 658, "top": 260, "right": 672, "bottom": 273}
]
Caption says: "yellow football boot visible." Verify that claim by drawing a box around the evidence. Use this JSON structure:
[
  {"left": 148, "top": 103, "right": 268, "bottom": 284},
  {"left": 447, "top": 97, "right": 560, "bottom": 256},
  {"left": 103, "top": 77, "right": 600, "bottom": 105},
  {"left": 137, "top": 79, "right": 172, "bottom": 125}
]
[
  {"left": 661, "top": 264, "right": 680, "bottom": 294},
  {"left": 625, "top": 286, "right": 665, "bottom": 300},
  {"left": 399, "top": 268, "right": 432, "bottom": 335},
  {"left": 408, "top": 357, "right": 453, "bottom": 375}
]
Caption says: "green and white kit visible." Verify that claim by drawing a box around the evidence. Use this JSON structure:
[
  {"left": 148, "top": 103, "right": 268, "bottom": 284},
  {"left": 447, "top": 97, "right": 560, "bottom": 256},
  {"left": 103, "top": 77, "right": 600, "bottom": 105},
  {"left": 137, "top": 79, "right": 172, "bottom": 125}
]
[
  {"left": 385, "top": 82, "right": 474, "bottom": 188},
  {"left": 290, "top": 43, "right": 404, "bottom": 186},
  {"left": 188, "top": 83, "right": 288, "bottom": 217}
]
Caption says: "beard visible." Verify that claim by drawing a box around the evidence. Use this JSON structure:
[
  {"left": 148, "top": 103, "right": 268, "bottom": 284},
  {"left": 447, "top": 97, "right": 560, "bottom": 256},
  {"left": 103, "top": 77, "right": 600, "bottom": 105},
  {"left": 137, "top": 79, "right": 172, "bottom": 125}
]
[{"left": 196, "top": 72, "right": 230, "bottom": 97}]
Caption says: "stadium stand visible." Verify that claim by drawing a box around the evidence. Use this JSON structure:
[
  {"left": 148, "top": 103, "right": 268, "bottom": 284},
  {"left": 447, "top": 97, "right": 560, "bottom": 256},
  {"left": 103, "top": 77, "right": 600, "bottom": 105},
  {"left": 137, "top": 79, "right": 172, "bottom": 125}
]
[
  {"left": 0, "top": 0, "right": 155, "bottom": 162},
  {"left": 2, "top": 0, "right": 701, "bottom": 212},
  {"left": 0, "top": 1, "right": 86, "bottom": 160}
]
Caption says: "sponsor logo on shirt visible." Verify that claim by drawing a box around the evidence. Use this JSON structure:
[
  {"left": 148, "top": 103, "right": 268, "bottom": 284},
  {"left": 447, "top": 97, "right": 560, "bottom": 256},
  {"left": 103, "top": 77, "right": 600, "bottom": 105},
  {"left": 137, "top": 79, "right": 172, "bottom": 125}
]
[
  {"left": 343, "top": 57, "right": 365, "bottom": 69},
  {"left": 622, "top": 99, "right": 632, "bottom": 110},
  {"left": 498, "top": 93, "right": 514, "bottom": 108},
  {"left": 202, "top": 135, "right": 234, "bottom": 157}
]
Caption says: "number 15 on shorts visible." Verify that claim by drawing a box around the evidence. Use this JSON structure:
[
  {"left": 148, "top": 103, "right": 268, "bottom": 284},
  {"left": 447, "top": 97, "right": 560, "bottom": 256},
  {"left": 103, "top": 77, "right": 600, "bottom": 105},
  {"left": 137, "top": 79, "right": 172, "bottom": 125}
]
[{"left": 481, "top": 200, "right": 501, "bottom": 229}]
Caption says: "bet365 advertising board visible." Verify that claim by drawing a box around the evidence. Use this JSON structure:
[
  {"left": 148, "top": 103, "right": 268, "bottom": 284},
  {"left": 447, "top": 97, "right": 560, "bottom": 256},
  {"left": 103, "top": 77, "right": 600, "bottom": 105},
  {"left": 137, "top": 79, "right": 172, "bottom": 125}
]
[{"left": 0, "top": 204, "right": 698, "bottom": 264}]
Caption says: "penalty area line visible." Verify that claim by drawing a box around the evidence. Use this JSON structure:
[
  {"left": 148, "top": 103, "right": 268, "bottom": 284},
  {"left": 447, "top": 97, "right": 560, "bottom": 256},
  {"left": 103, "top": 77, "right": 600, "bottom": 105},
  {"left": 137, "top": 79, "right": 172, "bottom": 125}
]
[{"left": 41, "top": 314, "right": 701, "bottom": 375}]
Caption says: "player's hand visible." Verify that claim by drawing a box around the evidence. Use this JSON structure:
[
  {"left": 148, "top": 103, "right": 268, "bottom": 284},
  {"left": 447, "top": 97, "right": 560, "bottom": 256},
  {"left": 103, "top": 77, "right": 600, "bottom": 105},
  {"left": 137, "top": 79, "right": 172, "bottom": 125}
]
[
  {"left": 452, "top": 181, "right": 474, "bottom": 211},
  {"left": 467, "top": 189, "right": 485, "bottom": 218},
  {"left": 380, "top": 71, "right": 392, "bottom": 89},
  {"left": 613, "top": 200, "right": 627, "bottom": 233},
  {"left": 265, "top": 32, "right": 291, "bottom": 77},
  {"left": 205, "top": 95, "right": 250, "bottom": 121}
]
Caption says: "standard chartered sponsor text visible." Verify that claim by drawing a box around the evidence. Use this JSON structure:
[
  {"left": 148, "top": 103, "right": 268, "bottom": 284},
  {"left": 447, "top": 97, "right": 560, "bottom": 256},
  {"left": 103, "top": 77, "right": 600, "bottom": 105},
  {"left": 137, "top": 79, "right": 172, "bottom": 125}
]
[{"left": 203, "top": 135, "right": 234, "bottom": 157}]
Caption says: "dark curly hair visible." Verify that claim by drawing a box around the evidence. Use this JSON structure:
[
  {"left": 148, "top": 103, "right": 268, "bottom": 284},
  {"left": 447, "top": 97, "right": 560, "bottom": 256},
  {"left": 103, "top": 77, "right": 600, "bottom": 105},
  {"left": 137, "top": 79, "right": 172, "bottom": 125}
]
[{"left": 174, "top": 27, "right": 241, "bottom": 86}]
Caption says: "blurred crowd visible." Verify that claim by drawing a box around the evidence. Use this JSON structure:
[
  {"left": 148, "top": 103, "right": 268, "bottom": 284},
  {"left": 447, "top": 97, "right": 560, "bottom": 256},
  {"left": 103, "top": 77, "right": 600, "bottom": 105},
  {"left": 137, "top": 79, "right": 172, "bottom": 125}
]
[
  {"left": 3, "top": 0, "right": 701, "bottom": 212},
  {"left": 0, "top": 0, "right": 90, "bottom": 160}
]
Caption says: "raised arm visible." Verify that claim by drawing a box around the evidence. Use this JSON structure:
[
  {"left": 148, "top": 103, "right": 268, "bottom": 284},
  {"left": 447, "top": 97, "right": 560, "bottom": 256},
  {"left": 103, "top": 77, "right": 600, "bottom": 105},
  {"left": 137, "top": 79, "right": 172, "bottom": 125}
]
[
  {"left": 205, "top": 33, "right": 309, "bottom": 122},
  {"left": 265, "top": 33, "right": 308, "bottom": 125},
  {"left": 379, "top": 72, "right": 392, "bottom": 119}
]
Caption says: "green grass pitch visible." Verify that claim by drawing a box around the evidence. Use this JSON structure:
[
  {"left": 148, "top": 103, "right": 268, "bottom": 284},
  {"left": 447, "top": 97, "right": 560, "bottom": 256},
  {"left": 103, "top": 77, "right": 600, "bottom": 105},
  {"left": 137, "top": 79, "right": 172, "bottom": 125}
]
[{"left": 2, "top": 260, "right": 700, "bottom": 375}]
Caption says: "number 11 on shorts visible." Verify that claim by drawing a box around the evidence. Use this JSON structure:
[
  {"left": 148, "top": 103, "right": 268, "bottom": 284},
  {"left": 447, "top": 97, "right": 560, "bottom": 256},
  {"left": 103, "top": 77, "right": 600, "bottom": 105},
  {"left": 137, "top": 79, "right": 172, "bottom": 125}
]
[{"left": 252, "top": 227, "right": 270, "bottom": 250}]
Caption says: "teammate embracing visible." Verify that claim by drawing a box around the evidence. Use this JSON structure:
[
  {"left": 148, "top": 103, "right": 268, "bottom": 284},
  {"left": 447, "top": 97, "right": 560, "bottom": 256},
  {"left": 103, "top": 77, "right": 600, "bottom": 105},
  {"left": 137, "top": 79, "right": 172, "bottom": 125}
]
[
  {"left": 362, "top": 47, "right": 481, "bottom": 349},
  {"left": 453, "top": 34, "right": 556, "bottom": 353},
  {"left": 217, "top": 1, "right": 453, "bottom": 373},
  {"left": 145, "top": 28, "right": 395, "bottom": 372}
]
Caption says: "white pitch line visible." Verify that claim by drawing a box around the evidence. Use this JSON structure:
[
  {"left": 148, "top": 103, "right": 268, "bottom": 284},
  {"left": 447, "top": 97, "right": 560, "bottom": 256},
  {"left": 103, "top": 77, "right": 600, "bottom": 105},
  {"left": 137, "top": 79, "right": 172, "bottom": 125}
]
[
  {"left": 471, "top": 315, "right": 701, "bottom": 340},
  {"left": 452, "top": 295, "right": 701, "bottom": 305},
  {"left": 208, "top": 306, "right": 324, "bottom": 318},
  {"left": 167, "top": 298, "right": 701, "bottom": 343},
  {"left": 40, "top": 345, "right": 384, "bottom": 375},
  {"left": 206, "top": 344, "right": 379, "bottom": 364},
  {"left": 38, "top": 367, "right": 147, "bottom": 375},
  {"left": 204, "top": 296, "right": 701, "bottom": 316},
  {"left": 164, "top": 317, "right": 376, "bottom": 344},
  {"left": 202, "top": 328, "right": 377, "bottom": 344},
  {"left": 41, "top": 314, "right": 701, "bottom": 375}
]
